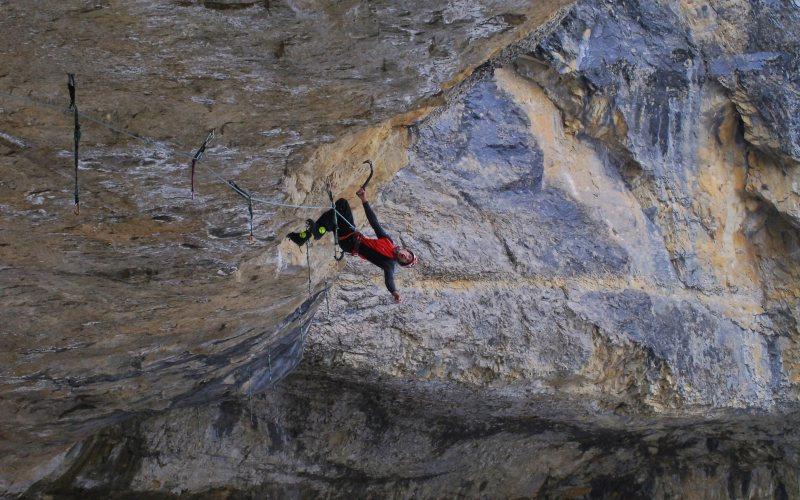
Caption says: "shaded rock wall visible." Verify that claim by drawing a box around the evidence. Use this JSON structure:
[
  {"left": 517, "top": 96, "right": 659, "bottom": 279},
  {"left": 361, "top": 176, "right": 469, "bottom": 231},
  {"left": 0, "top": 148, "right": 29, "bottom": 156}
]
[{"left": 30, "top": 371, "right": 800, "bottom": 498}]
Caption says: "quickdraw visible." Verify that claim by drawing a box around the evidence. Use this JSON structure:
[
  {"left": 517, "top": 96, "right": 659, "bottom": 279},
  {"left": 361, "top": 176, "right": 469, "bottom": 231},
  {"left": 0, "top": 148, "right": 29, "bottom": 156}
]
[
  {"left": 189, "top": 130, "right": 215, "bottom": 199},
  {"left": 227, "top": 180, "right": 254, "bottom": 242},
  {"left": 68, "top": 73, "right": 81, "bottom": 214},
  {"left": 328, "top": 185, "right": 345, "bottom": 262}
]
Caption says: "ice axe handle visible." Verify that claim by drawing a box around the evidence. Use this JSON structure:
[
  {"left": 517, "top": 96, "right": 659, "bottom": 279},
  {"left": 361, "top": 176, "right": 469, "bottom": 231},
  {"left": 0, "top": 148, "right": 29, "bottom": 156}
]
[{"left": 361, "top": 160, "right": 374, "bottom": 190}]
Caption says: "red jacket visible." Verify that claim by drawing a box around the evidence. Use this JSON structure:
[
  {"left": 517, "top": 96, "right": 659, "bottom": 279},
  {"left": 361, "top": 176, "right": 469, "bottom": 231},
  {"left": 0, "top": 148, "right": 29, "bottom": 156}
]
[{"left": 355, "top": 234, "right": 396, "bottom": 260}]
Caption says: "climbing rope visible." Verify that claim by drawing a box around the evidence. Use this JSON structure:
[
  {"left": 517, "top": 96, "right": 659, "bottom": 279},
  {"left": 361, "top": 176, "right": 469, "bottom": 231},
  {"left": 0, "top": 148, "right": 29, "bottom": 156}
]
[
  {"left": 268, "top": 352, "right": 273, "bottom": 388},
  {"left": 248, "top": 376, "right": 256, "bottom": 427},
  {"left": 305, "top": 222, "right": 313, "bottom": 297},
  {"left": 328, "top": 183, "right": 345, "bottom": 262},
  {"left": 324, "top": 279, "right": 331, "bottom": 316},
  {"left": 239, "top": 285, "right": 329, "bottom": 395}
]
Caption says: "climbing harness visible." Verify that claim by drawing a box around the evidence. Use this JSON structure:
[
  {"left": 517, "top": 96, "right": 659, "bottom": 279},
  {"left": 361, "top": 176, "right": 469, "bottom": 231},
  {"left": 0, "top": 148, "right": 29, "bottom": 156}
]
[
  {"left": 189, "top": 130, "right": 215, "bottom": 199},
  {"left": 227, "top": 180, "right": 254, "bottom": 242},
  {"left": 68, "top": 74, "right": 81, "bottom": 214}
]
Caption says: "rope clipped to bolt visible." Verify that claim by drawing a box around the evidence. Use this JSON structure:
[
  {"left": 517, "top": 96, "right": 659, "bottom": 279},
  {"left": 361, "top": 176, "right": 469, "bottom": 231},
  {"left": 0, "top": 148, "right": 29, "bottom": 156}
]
[
  {"left": 1, "top": 78, "right": 375, "bottom": 243},
  {"left": 227, "top": 180, "right": 255, "bottom": 242}
]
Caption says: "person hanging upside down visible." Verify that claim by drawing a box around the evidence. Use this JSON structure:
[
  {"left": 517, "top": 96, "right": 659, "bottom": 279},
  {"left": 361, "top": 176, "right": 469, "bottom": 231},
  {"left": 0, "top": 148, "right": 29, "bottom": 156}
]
[{"left": 287, "top": 187, "right": 417, "bottom": 303}]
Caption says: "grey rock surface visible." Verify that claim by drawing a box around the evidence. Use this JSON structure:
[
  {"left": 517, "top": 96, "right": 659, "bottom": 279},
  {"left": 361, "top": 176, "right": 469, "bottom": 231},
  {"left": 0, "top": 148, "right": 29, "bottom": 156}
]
[
  {"left": 0, "top": 0, "right": 571, "bottom": 492},
  {"left": 310, "top": 65, "right": 789, "bottom": 412},
  {"left": 29, "top": 371, "right": 800, "bottom": 498}
]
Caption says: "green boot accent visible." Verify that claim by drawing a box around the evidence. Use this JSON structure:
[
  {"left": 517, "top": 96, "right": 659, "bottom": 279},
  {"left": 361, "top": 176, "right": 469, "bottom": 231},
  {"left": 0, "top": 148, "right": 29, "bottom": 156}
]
[{"left": 287, "top": 230, "right": 310, "bottom": 246}]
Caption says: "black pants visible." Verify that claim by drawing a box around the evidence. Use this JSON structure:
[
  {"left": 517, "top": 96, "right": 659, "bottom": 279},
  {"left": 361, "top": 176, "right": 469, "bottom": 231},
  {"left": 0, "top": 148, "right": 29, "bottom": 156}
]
[{"left": 315, "top": 198, "right": 357, "bottom": 252}]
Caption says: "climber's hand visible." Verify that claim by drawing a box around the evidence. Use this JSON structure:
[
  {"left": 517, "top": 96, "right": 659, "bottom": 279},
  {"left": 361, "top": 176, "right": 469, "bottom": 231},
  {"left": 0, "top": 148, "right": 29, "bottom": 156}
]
[
  {"left": 392, "top": 291, "right": 402, "bottom": 303},
  {"left": 357, "top": 187, "right": 367, "bottom": 202}
]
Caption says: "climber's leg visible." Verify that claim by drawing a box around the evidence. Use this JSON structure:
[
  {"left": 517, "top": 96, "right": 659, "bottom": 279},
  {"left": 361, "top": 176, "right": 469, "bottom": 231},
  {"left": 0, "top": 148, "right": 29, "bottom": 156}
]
[
  {"left": 313, "top": 198, "right": 354, "bottom": 239},
  {"left": 286, "top": 218, "right": 317, "bottom": 247},
  {"left": 335, "top": 198, "right": 355, "bottom": 231},
  {"left": 286, "top": 199, "right": 355, "bottom": 247}
]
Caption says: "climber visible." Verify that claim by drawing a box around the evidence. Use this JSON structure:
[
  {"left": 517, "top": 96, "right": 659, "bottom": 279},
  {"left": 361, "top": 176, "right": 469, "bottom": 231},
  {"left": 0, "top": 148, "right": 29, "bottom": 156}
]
[{"left": 287, "top": 187, "right": 417, "bottom": 303}]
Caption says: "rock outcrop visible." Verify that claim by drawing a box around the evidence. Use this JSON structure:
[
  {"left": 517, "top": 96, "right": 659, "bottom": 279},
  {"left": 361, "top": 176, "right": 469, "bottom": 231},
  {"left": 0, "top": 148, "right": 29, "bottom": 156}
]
[
  {"left": 0, "top": 0, "right": 572, "bottom": 494},
  {"left": 28, "top": 371, "right": 800, "bottom": 498},
  {"left": 3, "top": 0, "right": 800, "bottom": 497}
]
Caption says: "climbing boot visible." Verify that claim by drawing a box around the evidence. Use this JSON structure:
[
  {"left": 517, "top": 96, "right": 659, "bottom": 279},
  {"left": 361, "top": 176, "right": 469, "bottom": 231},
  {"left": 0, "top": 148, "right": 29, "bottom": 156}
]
[
  {"left": 309, "top": 218, "right": 328, "bottom": 240},
  {"left": 286, "top": 219, "right": 315, "bottom": 247},
  {"left": 286, "top": 224, "right": 312, "bottom": 247}
]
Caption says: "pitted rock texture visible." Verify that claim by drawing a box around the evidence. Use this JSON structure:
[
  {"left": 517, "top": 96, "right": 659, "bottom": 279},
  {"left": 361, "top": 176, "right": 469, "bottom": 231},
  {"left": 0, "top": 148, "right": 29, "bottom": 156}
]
[
  {"left": 0, "top": 0, "right": 572, "bottom": 493},
  {"left": 5, "top": 0, "right": 800, "bottom": 497},
  {"left": 312, "top": 67, "right": 786, "bottom": 412}
]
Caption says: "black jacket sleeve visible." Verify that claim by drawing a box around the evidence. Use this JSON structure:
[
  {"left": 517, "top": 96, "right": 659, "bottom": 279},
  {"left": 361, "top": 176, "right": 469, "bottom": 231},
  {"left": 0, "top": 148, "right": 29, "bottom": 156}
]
[
  {"left": 362, "top": 201, "right": 390, "bottom": 240},
  {"left": 382, "top": 263, "right": 397, "bottom": 294}
]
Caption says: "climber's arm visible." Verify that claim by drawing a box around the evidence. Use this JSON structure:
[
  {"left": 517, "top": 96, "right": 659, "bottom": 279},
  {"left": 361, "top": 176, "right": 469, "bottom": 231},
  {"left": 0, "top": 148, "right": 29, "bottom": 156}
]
[
  {"left": 357, "top": 188, "right": 390, "bottom": 240},
  {"left": 383, "top": 264, "right": 401, "bottom": 303}
]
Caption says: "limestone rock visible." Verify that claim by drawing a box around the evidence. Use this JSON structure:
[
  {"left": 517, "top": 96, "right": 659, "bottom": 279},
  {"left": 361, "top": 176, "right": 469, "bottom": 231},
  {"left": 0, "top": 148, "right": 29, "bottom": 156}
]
[
  {"left": 0, "top": 0, "right": 572, "bottom": 493},
  {"left": 4, "top": 0, "right": 800, "bottom": 497},
  {"left": 28, "top": 372, "right": 800, "bottom": 498}
]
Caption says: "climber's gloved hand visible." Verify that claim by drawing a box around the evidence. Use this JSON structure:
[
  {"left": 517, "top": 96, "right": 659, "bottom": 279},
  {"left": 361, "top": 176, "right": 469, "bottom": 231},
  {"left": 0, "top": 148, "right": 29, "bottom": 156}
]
[
  {"left": 357, "top": 187, "right": 367, "bottom": 203},
  {"left": 392, "top": 291, "right": 401, "bottom": 304}
]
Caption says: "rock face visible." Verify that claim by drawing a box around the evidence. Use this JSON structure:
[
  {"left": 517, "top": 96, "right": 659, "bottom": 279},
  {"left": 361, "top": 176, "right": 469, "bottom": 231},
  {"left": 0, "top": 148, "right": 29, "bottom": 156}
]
[
  {"left": 0, "top": 0, "right": 571, "bottom": 493},
  {"left": 4, "top": 0, "right": 800, "bottom": 497},
  {"left": 28, "top": 372, "right": 800, "bottom": 498},
  {"left": 309, "top": 53, "right": 798, "bottom": 411}
]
